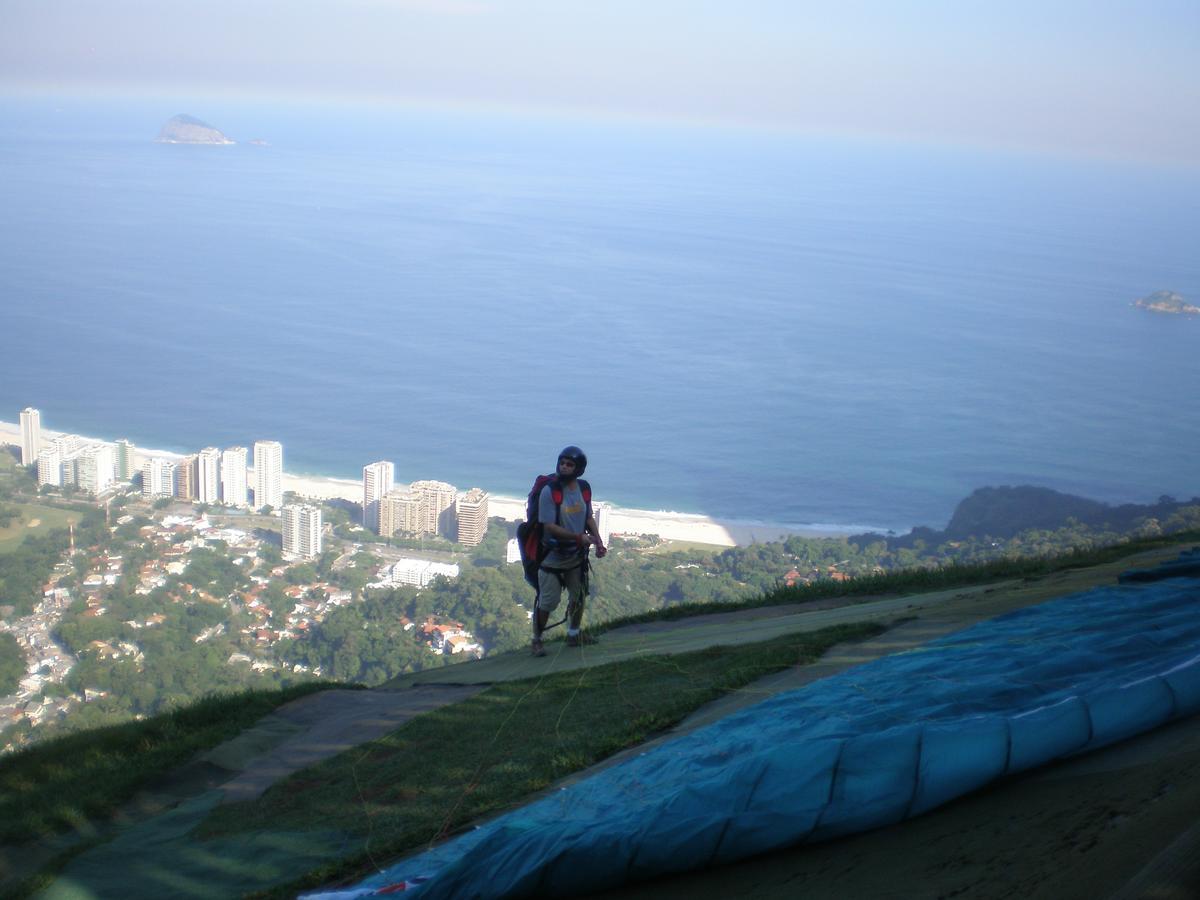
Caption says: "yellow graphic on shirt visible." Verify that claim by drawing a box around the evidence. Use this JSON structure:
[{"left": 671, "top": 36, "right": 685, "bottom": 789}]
[{"left": 561, "top": 501, "right": 585, "bottom": 516}]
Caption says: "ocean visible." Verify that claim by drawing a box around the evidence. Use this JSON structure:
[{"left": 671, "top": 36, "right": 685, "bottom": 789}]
[{"left": 1, "top": 96, "right": 1197, "bottom": 533}]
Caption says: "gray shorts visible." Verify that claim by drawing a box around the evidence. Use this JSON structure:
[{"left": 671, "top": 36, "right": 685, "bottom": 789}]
[{"left": 537, "top": 562, "right": 584, "bottom": 614}]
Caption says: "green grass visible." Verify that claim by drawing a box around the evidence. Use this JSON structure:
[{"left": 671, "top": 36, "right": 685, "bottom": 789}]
[
  {"left": 200, "top": 622, "right": 885, "bottom": 895},
  {"left": 0, "top": 682, "right": 349, "bottom": 843},
  {"left": 593, "top": 529, "right": 1200, "bottom": 632},
  {"left": 0, "top": 503, "right": 83, "bottom": 554}
]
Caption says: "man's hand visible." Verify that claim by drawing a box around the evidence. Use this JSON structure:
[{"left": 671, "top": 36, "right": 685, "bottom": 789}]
[{"left": 594, "top": 539, "right": 607, "bottom": 558}]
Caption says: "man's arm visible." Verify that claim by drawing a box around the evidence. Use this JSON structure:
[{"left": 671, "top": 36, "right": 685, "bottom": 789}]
[{"left": 584, "top": 512, "right": 607, "bottom": 557}]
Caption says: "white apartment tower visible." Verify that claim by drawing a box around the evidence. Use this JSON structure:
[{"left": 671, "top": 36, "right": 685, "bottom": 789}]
[
  {"left": 362, "top": 461, "right": 395, "bottom": 532},
  {"left": 75, "top": 444, "right": 114, "bottom": 495},
  {"left": 221, "top": 447, "right": 248, "bottom": 507},
  {"left": 142, "top": 458, "right": 176, "bottom": 498},
  {"left": 253, "top": 440, "right": 283, "bottom": 511},
  {"left": 50, "top": 435, "right": 84, "bottom": 487},
  {"left": 37, "top": 447, "right": 62, "bottom": 487},
  {"left": 592, "top": 501, "right": 612, "bottom": 546},
  {"left": 455, "top": 488, "right": 489, "bottom": 546},
  {"left": 411, "top": 479, "right": 457, "bottom": 537},
  {"left": 19, "top": 408, "right": 41, "bottom": 466},
  {"left": 197, "top": 447, "right": 221, "bottom": 504},
  {"left": 282, "top": 504, "right": 323, "bottom": 559}
]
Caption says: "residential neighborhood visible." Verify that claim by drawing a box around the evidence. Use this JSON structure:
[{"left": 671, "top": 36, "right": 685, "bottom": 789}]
[{"left": 0, "top": 488, "right": 500, "bottom": 754}]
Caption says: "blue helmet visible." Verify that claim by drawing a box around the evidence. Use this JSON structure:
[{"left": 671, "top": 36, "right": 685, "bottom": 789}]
[{"left": 557, "top": 445, "right": 587, "bottom": 478}]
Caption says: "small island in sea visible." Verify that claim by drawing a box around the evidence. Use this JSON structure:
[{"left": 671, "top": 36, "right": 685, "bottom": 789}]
[
  {"left": 155, "top": 114, "right": 234, "bottom": 145},
  {"left": 1133, "top": 289, "right": 1199, "bottom": 316}
]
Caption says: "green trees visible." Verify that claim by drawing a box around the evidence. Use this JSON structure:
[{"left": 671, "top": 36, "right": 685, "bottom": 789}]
[
  {"left": 0, "top": 633, "right": 24, "bottom": 694},
  {"left": 278, "top": 590, "right": 442, "bottom": 685},
  {"left": 0, "top": 527, "right": 74, "bottom": 616},
  {"left": 185, "top": 547, "right": 249, "bottom": 597}
]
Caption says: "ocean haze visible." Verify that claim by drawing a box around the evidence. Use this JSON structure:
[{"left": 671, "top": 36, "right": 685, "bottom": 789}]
[{"left": 0, "top": 97, "right": 1197, "bottom": 532}]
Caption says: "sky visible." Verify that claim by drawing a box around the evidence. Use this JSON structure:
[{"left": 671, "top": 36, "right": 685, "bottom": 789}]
[{"left": 2, "top": 0, "right": 1198, "bottom": 163}]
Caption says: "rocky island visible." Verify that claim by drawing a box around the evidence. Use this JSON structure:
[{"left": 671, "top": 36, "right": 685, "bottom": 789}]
[
  {"left": 155, "top": 114, "right": 234, "bottom": 145},
  {"left": 1133, "top": 290, "right": 1199, "bottom": 316}
]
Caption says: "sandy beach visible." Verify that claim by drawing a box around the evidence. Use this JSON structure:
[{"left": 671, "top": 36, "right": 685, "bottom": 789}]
[{"left": 0, "top": 419, "right": 846, "bottom": 547}]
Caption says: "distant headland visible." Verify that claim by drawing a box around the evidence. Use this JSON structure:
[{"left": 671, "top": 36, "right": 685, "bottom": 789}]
[
  {"left": 1133, "top": 290, "right": 1199, "bottom": 316},
  {"left": 155, "top": 114, "right": 234, "bottom": 145}
]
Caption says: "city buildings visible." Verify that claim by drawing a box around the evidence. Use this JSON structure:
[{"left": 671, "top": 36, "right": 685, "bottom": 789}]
[
  {"left": 374, "top": 558, "right": 460, "bottom": 588},
  {"left": 362, "top": 461, "right": 395, "bottom": 532},
  {"left": 593, "top": 501, "right": 612, "bottom": 545},
  {"left": 115, "top": 439, "right": 136, "bottom": 482},
  {"left": 74, "top": 444, "right": 114, "bottom": 495},
  {"left": 19, "top": 408, "right": 41, "bottom": 466},
  {"left": 175, "top": 454, "right": 198, "bottom": 501},
  {"left": 411, "top": 480, "right": 457, "bottom": 537},
  {"left": 456, "top": 488, "right": 489, "bottom": 546},
  {"left": 221, "top": 447, "right": 248, "bottom": 507},
  {"left": 380, "top": 490, "right": 421, "bottom": 538},
  {"left": 36, "top": 446, "right": 61, "bottom": 487},
  {"left": 282, "top": 504, "right": 323, "bottom": 559},
  {"left": 32, "top": 435, "right": 113, "bottom": 494},
  {"left": 197, "top": 448, "right": 221, "bottom": 504},
  {"left": 142, "top": 458, "right": 176, "bottom": 498},
  {"left": 253, "top": 440, "right": 283, "bottom": 511},
  {"left": 51, "top": 434, "right": 84, "bottom": 457}
]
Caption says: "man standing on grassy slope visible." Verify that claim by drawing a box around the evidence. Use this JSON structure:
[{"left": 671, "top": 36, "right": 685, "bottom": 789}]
[{"left": 532, "top": 445, "right": 607, "bottom": 656}]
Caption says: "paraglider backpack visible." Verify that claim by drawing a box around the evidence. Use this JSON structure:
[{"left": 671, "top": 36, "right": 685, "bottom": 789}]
[{"left": 516, "top": 474, "right": 592, "bottom": 588}]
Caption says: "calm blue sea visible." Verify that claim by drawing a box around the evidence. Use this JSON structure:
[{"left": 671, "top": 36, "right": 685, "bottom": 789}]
[{"left": 1, "top": 97, "right": 1197, "bottom": 532}]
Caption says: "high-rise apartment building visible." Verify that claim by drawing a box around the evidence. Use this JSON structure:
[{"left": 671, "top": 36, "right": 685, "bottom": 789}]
[
  {"left": 221, "top": 447, "right": 248, "bottom": 507},
  {"left": 52, "top": 434, "right": 84, "bottom": 456},
  {"left": 115, "top": 439, "right": 136, "bottom": 481},
  {"left": 175, "top": 454, "right": 198, "bottom": 500},
  {"left": 362, "top": 461, "right": 395, "bottom": 532},
  {"left": 282, "top": 504, "right": 323, "bottom": 559},
  {"left": 455, "top": 488, "right": 489, "bottom": 546},
  {"left": 253, "top": 440, "right": 283, "bottom": 511},
  {"left": 19, "top": 408, "right": 41, "bottom": 466},
  {"left": 592, "top": 501, "right": 612, "bottom": 546},
  {"left": 50, "top": 435, "right": 85, "bottom": 488},
  {"left": 36, "top": 447, "right": 62, "bottom": 487},
  {"left": 142, "top": 458, "right": 176, "bottom": 498},
  {"left": 411, "top": 480, "right": 457, "bottom": 537},
  {"left": 75, "top": 444, "right": 114, "bottom": 495},
  {"left": 197, "top": 448, "right": 221, "bottom": 503},
  {"left": 379, "top": 490, "right": 421, "bottom": 538}
]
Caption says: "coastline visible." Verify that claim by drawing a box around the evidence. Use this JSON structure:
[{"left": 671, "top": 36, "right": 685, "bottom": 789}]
[{"left": 0, "top": 420, "right": 853, "bottom": 547}]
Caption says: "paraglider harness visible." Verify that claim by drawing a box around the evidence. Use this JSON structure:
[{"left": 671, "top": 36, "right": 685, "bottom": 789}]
[{"left": 516, "top": 474, "right": 592, "bottom": 633}]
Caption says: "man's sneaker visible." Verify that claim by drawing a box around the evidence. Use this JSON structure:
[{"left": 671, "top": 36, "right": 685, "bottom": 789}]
[
  {"left": 566, "top": 633, "right": 598, "bottom": 648},
  {"left": 531, "top": 639, "right": 546, "bottom": 657}
]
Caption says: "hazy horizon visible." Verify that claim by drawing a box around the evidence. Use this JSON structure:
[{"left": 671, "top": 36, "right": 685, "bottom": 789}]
[{"left": 3, "top": 0, "right": 1198, "bottom": 166}]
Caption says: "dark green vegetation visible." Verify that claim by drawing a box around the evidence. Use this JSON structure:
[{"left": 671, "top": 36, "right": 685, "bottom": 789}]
[
  {"left": 596, "top": 527, "right": 1200, "bottom": 630},
  {"left": 0, "top": 505, "right": 100, "bottom": 615},
  {"left": 0, "top": 634, "right": 23, "bottom": 695},
  {"left": 201, "top": 622, "right": 885, "bottom": 895},
  {"left": 892, "top": 486, "right": 1200, "bottom": 544},
  {"left": 0, "top": 682, "right": 346, "bottom": 843}
]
